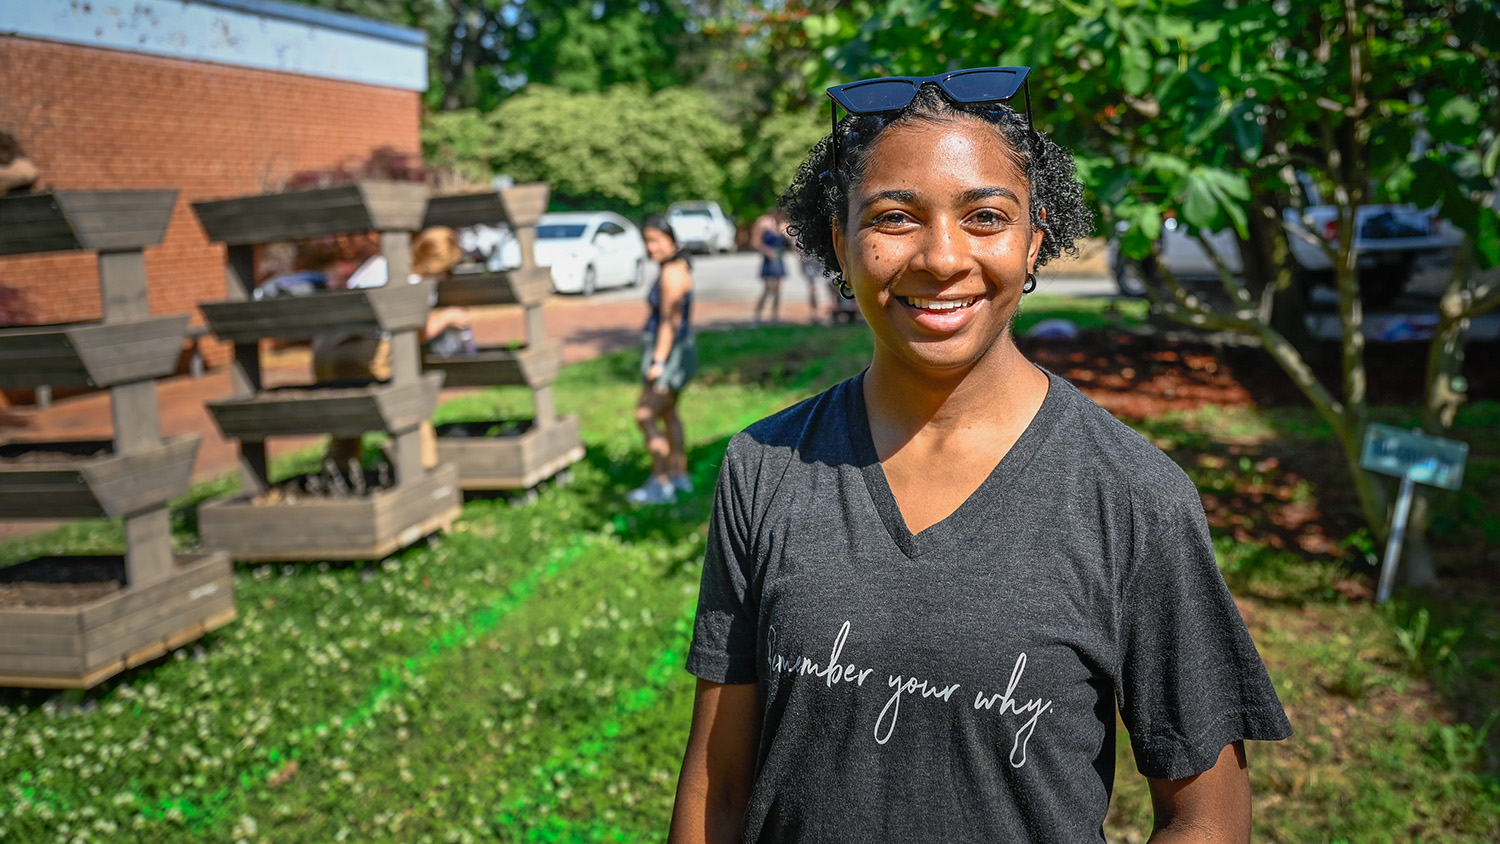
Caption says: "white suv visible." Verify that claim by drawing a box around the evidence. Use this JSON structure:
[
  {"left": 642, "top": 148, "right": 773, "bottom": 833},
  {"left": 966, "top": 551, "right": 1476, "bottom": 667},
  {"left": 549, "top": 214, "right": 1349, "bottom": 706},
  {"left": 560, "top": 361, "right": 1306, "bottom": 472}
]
[{"left": 666, "top": 201, "right": 736, "bottom": 254}]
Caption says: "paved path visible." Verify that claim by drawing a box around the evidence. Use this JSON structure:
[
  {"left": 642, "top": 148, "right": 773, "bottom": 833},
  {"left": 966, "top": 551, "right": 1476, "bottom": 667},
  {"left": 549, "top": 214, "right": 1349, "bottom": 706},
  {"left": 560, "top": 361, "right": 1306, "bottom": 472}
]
[{"left": 0, "top": 256, "right": 1110, "bottom": 537}]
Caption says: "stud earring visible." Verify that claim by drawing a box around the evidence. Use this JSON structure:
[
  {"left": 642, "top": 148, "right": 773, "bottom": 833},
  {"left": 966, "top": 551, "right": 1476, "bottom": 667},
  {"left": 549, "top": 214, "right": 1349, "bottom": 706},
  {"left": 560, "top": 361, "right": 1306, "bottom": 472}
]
[{"left": 1023, "top": 272, "right": 1037, "bottom": 294}]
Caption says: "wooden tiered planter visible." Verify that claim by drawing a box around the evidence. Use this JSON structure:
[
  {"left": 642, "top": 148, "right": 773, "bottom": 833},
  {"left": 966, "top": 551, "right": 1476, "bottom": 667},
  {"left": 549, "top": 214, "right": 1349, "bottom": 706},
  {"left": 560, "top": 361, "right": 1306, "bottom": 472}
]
[
  {"left": 0, "top": 315, "right": 189, "bottom": 388},
  {"left": 0, "top": 190, "right": 234, "bottom": 688},
  {"left": 0, "top": 437, "right": 198, "bottom": 519},
  {"left": 193, "top": 181, "right": 461, "bottom": 561},
  {"left": 422, "top": 184, "right": 583, "bottom": 490}
]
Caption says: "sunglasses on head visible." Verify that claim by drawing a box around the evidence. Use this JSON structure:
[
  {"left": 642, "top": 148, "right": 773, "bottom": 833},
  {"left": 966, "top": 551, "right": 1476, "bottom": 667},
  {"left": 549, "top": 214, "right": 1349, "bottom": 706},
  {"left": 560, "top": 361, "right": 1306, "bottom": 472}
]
[{"left": 824, "top": 66, "right": 1034, "bottom": 174}]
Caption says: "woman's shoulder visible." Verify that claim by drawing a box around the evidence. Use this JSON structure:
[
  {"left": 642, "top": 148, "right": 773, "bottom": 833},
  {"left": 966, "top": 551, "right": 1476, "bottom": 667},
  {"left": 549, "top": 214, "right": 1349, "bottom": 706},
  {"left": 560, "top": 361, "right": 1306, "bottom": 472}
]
[
  {"left": 730, "top": 377, "right": 857, "bottom": 463},
  {"left": 1041, "top": 372, "right": 1198, "bottom": 501}
]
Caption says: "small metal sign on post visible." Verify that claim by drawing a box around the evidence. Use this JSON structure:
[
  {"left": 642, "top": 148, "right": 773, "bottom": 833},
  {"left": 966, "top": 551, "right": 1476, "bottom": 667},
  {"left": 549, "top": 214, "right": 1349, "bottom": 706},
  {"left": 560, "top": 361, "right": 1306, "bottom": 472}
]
[{"left": 1359, "top": 423, "right": 1469, "bottom": 603}]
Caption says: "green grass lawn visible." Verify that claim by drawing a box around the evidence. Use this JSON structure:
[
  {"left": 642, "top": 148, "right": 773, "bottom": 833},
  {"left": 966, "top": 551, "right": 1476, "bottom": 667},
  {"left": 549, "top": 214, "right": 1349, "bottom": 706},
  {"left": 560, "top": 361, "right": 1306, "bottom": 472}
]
[{"left": 1, "top": 307, "right": 1497, "bottom": 843}]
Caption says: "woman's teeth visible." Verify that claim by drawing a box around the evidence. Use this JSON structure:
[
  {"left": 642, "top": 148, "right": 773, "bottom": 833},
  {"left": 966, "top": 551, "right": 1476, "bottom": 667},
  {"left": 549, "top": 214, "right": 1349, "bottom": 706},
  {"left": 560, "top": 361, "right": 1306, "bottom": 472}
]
[{"left": 900, "top": 296, "right": 978, "bottom": 311}]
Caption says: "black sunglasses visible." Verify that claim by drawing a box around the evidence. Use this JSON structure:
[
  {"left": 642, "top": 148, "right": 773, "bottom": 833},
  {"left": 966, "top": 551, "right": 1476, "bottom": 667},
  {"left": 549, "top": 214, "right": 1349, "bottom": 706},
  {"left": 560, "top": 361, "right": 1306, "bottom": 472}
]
[{"left": 824, "top": 66, "right": 1034, "bottom": 174}]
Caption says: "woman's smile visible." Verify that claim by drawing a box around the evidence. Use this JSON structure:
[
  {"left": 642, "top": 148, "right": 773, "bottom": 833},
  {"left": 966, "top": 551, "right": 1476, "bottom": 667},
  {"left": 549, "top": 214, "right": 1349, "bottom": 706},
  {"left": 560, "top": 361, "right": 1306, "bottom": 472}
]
[{"left": 896, "top": 293, "right": 986, "bottom": 332}]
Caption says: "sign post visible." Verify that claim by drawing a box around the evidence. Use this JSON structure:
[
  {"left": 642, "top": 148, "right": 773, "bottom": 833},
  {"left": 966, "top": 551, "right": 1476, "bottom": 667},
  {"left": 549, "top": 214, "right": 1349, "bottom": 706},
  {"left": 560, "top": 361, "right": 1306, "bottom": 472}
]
[{"left": 1359, "top": 423, "right": 1468, "bottom": 603}]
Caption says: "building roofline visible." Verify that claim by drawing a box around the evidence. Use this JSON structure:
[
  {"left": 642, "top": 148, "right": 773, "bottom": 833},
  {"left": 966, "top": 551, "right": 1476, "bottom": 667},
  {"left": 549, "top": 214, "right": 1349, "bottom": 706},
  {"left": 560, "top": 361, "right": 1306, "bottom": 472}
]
[{"left": 189, "top": 0, "right": 425, "bottom": 47}]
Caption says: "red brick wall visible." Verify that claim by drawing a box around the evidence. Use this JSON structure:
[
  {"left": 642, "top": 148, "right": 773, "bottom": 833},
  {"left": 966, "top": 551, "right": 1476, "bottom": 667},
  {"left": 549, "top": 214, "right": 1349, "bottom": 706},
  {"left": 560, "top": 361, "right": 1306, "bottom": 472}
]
[{"left": 0, "top": 36, "right": 422, "bottom": 370}]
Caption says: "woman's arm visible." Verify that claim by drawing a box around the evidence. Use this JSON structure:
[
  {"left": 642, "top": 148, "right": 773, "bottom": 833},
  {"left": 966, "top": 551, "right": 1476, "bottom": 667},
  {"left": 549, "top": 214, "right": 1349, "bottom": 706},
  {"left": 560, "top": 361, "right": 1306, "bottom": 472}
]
[
  {"left": 669, "top": 679, "right": 761, "bottom": 844},
  {"left": 647, "top": 261, "right": 691, "bottom": 382},
  {"left": 422, "top": 307, "right": 470, "bottom": 344},
  {"left": 1145, "top": 742, "right": 1252, "bottom": 843},
  {"left": 0, "top": 156, "right": 40, "bottom": 193}
]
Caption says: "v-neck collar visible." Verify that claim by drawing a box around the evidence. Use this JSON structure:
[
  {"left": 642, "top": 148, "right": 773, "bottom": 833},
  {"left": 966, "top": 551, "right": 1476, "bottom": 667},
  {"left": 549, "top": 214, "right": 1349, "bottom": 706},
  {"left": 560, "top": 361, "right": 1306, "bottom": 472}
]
[{"left": 846, "top": 368, "right": 1070, "bottom": 561}]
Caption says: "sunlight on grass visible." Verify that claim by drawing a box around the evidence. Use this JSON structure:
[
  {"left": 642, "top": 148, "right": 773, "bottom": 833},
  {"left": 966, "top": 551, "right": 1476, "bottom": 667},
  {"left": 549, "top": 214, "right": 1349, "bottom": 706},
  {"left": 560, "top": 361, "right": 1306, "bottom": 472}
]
[{"left": 1016, "top": 293, "right": 1148, "bottom": 334}]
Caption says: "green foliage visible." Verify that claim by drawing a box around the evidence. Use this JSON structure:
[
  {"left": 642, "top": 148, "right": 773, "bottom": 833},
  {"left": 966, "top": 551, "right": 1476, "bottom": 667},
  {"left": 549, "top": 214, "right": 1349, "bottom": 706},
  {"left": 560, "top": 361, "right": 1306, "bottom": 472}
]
[
  {"left": 789, "top": 0, "right": 1498, "bottom": 265},
  {"left": 287, "top": 0, "right": 710, "bottom": 111},
  {"left": 729, "top": 108, "right": 828, "bottom": 219},
  {"left": 522, "top": 2, "right": 695, "bottom": 95},
  {"left": 424, "top": 86, "right": 741, "bottom": 216},
  {"left": 1391, "top": 606, "right": 1465, "bottom": 676}
]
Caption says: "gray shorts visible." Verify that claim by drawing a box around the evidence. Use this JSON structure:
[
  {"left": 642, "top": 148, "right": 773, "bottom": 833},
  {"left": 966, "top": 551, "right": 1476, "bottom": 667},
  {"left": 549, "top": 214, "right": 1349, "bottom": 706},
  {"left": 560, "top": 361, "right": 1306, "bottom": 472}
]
[{"left": 641, "top": 331, "right": 697, "bottom": 392}]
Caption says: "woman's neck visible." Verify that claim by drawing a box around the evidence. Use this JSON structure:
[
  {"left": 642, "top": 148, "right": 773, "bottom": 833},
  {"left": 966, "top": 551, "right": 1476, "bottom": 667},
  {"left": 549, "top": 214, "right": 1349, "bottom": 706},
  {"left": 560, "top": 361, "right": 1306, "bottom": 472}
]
[{"left": 863, "top": 335, "right": 1046, "bottom": 445}]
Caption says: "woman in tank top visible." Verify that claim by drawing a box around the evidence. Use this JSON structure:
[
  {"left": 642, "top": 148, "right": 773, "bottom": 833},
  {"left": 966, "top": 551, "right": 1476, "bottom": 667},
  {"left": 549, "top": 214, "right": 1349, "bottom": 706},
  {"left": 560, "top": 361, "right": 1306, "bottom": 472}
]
[
  {"left": 750, "top": 209, "right": 790, "bottom": 325},
  {"left": 627, "top": 216, "right": 697, "bottom": 505}
]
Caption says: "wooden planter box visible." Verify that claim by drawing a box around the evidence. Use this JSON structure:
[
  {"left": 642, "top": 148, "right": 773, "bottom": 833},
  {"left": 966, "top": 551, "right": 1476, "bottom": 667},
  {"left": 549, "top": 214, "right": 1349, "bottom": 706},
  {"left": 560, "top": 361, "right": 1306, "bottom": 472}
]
[
  {"left": 199, "top": 283, "right": 433, "bottom": 343},
  {"left": 423, "top": 183, "right": 549, "bottom": 229},
  {"left": 0, "top": 552, "right": 235, "bottom": 689},
  {"left": 423, "top": 342, "right": 560, "bottom": 389},
  {"left": 208, "top": 372, "right": 444, "bottom": 440},
  {"left": 0, "top": 315, "right": 190, "bottom": 390},
  {"left": 192, "top": 181, "right": 429, "bottom": 245},
  {"left": 198, "top": 462, "right": 461, "bottom": 561},
  {"left": 0, "top": 190, "right": 177, "bottom": 256},
  {"left": 435, "top": 415, "right": 583, "bottom": 490},
  {"left": 435, "top": 266, "right": 551, "bottom": 308},
  {"left": 0, "top": 436, "right": 199, "bottom": 519}
]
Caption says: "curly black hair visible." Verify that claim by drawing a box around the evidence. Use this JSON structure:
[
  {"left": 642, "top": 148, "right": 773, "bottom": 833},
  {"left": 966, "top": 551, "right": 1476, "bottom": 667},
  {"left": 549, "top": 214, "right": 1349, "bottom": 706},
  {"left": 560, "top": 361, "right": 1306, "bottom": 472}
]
[{"left": 778, "top": 84, "right": 1092, "bottom": 290}]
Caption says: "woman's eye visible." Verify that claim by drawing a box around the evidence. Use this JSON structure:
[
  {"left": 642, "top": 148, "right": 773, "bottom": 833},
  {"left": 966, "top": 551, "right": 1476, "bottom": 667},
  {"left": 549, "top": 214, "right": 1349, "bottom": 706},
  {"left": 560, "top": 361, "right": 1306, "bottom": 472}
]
[
  {"left": 970, "top": 209, "right": 1006, "bottom": 227},
  {"left": 870, "top": 211, "right": 913, "bottom": 227}
]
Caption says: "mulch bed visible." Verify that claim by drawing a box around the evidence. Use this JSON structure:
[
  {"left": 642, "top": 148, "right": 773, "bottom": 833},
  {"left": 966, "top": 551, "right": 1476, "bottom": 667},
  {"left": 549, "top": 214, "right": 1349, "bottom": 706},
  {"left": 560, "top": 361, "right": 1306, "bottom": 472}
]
[
  {"left": 1023, "top": 329, "right": 1499, "bottom": 575},
  {"left": 1020, "top": 330, "right": 1500, "bottom": 414}
]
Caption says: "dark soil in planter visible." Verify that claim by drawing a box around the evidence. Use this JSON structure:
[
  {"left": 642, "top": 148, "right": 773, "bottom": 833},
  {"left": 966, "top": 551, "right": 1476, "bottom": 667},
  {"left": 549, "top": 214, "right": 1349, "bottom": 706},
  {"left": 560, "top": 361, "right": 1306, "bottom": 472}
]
[
  {"left": 253, "top": 459, "right": 398, "bottom": 505},
  {"left": 434, "top": 419, "right": 534, "bottom": 439},
  {"left": 0, "top": 441, "right": 112, "bottom": 465},
  {"left": 0, "top": 555, "right": 124, "bottom": 609},
  {"left": 268, "top": 378, "right": 384, "bottom": 395}
]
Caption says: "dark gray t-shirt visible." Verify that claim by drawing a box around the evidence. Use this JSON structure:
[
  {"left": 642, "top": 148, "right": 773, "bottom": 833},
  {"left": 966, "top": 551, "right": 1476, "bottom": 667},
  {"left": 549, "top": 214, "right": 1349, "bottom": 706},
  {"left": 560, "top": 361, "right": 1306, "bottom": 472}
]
[{"left": 686, "top": 371, "right": 1292, "bottom": 843}]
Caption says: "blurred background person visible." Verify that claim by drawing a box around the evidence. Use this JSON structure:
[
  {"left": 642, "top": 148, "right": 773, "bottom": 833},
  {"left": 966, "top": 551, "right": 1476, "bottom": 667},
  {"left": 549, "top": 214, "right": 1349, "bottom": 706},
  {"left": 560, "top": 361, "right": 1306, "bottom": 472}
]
[
  {"left": 0, "top": 131, "right": 41, "bottom": 195},
  {"left": 750, "top": 208, "right": 789, "bottom": 326},
  {"left": 313, "top": 226, "right": 470, "bottom": 475},
  {"left": 628, "top": 216, "right": 697, "bottom": 505}
]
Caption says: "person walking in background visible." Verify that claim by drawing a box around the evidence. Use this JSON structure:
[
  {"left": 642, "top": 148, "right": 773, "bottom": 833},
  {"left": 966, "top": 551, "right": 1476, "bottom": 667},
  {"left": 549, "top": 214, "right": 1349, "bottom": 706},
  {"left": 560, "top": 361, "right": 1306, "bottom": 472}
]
[
  {"left": 670, "top": 65, "right": 1290, "bottom": 843},
  {"left": 628, "top": 216, "right": 697, "bottom": 505},
  {"left": 750, "top": 209, "right": 789, "bottom": 326}
]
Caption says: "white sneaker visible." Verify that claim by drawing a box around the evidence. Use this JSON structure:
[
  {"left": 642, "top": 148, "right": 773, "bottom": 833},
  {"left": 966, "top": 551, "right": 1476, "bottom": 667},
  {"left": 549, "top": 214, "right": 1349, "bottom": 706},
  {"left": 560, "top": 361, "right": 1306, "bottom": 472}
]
[
  {"left": 670, "top": 474, "right": 694, "bottom": 495},
  {"left": 626, "top": 477, "right": 677, "bottom": 505}
]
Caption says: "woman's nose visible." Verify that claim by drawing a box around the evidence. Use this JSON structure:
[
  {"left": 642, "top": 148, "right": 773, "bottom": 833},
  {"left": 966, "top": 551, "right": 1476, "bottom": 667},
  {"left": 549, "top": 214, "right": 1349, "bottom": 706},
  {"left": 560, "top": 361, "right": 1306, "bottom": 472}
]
[{"left": 910, "top": 218, "right": 969, "bottom": 280}]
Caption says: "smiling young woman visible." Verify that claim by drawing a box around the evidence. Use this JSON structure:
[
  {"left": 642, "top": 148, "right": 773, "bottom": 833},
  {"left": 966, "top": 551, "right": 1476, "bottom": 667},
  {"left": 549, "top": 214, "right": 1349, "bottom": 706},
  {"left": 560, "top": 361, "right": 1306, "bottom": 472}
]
[{"left": 669, "top": 71, "right": 1291, "bottom": 844}]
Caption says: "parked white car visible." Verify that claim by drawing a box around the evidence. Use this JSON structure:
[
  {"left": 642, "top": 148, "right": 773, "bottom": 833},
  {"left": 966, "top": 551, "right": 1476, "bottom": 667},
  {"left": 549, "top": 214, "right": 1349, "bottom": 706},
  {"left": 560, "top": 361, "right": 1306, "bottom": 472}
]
[
  {"left": 666, "top": 200, "right": 736, "bottom": 254},
  {"left": 533, "top": 212, "right": 648, "bottom": 295}
]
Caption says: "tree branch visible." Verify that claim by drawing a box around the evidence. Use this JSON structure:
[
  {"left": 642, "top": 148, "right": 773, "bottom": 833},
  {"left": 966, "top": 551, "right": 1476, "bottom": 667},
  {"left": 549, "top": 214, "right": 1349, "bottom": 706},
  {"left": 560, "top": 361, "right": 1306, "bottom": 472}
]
[{"left": 1193, "top": 230, "right": 1255, "bottom": 312}]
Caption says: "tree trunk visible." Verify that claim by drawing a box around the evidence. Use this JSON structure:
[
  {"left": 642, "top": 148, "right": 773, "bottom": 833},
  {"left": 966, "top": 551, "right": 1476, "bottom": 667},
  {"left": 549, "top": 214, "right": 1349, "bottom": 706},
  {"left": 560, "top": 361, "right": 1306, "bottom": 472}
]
[{"left": 1399, "top": 241, "right": 1478, "bottom": 586}]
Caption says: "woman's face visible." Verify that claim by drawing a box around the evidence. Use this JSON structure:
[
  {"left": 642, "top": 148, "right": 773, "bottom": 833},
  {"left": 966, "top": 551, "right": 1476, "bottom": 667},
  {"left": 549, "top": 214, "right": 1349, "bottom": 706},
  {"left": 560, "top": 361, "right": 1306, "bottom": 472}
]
[
  {"left": 643, "top": 227, "right": 676, "bottom": 263},
  {"left": 832, "top": 117, "right": 1043, "bottom": 377}
]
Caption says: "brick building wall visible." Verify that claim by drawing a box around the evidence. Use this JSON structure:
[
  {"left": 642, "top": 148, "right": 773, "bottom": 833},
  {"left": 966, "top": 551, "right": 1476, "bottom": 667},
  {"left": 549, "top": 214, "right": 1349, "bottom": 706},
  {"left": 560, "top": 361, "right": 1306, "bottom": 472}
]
[{"left": 0, "top": 34, "right": 422, "bottom": 372}]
